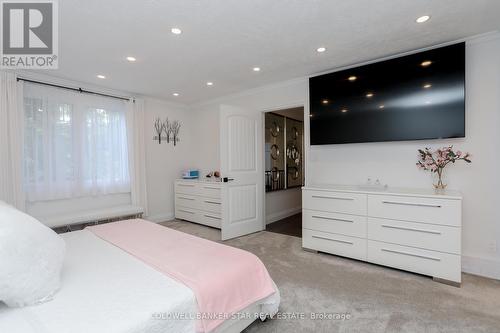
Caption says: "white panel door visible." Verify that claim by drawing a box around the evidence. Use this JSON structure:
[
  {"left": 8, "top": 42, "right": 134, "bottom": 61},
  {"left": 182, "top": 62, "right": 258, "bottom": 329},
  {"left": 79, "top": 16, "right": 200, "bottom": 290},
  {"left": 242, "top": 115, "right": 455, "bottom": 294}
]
[{"left": 220, "top": 105, "right": 264, "bottom": 240}]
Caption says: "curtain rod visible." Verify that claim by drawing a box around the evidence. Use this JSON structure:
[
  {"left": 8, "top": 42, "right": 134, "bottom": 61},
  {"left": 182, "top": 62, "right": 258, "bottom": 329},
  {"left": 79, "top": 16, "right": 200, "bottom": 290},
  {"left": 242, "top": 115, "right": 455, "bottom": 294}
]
[{"left": 17, "top": 77, "right": 134, "bottom": 102}]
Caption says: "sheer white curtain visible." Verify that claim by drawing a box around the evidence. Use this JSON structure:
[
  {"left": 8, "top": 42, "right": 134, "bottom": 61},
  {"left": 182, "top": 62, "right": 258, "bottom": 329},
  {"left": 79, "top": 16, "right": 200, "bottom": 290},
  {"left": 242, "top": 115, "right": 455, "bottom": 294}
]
[
  {"left": 0, "top": 71, "right": 25, "bottom": 210},
  {"left": 126, "top": 98, "right": 148, "bottom": 216},
  {"left": 23, "top": 83, "right": 131, "bottom": 202}
]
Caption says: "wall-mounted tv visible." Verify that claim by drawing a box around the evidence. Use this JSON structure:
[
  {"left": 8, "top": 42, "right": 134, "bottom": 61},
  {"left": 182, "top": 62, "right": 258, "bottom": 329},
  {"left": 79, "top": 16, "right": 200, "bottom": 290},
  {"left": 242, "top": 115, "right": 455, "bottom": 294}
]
[{"left": 309, "top": 43, "right": 465, "bottom": 145}]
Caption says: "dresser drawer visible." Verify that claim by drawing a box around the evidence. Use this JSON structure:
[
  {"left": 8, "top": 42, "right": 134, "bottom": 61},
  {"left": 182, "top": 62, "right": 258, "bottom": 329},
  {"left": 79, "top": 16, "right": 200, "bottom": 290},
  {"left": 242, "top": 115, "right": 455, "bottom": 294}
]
[
  {"left": 303, "top": 190, "right": 367, "bottom": 215},
  {"left": 303, "top": 229, "right": 366, "bottom": 261},
  {"left": 175, "top": 182, "right": 198, "bottom": 195},
  {"left": 198, "top": 212, "right": 222, "bottom": 229},
  {"left": 175, "top": 206, "right": 198, "bottom": 221},
  {"left": 368, "top": 195, "right": 461, "bottom": 227},
  {"left": 367, "top": 240, "right": 461, "bottom": 282},
  {"left": 175, "top": 207, "right": 221, "bottom": 229},
  {"left": 367, "top": 218, "right": 460, "bottom": 254},
  {"left": 199, "top": 197, "right": 222, "bottom": 214},
  {"left": 198, "top": 184, "right": 222, "bottom": 199},
  {"left": 303, "top": 209, "right": 366, "bottom": 238},
  {"left": 175, "top": 194, "right": 198, "bottom": 209}
]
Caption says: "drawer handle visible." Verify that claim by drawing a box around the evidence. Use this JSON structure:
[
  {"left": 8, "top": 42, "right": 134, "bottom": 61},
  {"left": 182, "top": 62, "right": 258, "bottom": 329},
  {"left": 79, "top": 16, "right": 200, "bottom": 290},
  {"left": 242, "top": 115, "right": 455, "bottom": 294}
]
[
  {"left": 381, "top": 224, "right": 441, "bottom": 235},
  {"left": 204, "top": 214, "right": 221, "bottom": 220},
  {"left": 312, "top": 235, "right": 353, "bottom": 245},
  {"left": 382, "top": 201, "right": 441, "bottom": 208},
  {"left": 204, "top": 186, "right": 220, "bottom": 190},
  {"left": 312, "top": 215, "right": 354, "bottom": 223},
  {"left": 381, "top": 248, "right": 441, "bottom": 261},
  {"left": 204, "top": 200, "right": 221, "bottom": 205},
  {"left": 178, "top": 196, "right": 195, "bottom": 201},
  {"left": 178, "top": 209, "right": 195, "bottom": 214},
  {"left": 312, "top": 195, "right": 354, "bottom": 201},
  {"left": 178, "top": 184, "right": 195, "bottom": 187}
]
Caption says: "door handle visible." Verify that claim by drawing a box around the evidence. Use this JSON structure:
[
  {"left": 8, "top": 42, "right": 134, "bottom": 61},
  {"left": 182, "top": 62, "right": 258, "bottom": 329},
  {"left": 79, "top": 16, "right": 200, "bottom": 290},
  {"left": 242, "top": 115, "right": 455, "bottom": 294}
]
[
  {"left": 204, "top": 214, "right": 221, "bottom": 220},
  {"left": 312, "top": 235, "right": 353, "bottom": 245},
  {"left": 312, "top": 195, "right": 354, "bottom": 201},
  {"left": 178, "top": 209, "right": 195, "bottom": 214},
  {"left": 312, "top": 215, "right": 354, "bottom": 223},
  {"left": 381, "top": 248, "right": 441, "bottom": 261},
  {"left": 204, "top": 200, "right": 221, "bottom": 205},
  {"left": 381, "top": 224, "right": 441, "bottom": 235},
  {"left": 177, "top": 197, "right": 195, "bottom": 201},
  {"left": 382, "top": 201, "right": 441, "bottom": 208}
]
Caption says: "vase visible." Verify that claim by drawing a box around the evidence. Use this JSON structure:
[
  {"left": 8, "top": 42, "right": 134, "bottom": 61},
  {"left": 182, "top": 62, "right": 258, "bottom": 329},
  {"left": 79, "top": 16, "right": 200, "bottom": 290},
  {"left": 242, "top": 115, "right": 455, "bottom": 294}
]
[{"left": 433, "top": 168, "right": 447, "bottom": 190}]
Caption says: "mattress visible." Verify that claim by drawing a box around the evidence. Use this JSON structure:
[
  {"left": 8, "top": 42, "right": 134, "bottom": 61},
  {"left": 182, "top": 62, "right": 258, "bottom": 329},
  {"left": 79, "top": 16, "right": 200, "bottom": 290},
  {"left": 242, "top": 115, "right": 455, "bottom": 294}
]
[{"left": 0, "top": 229, "right": 278, "bottom": 333}]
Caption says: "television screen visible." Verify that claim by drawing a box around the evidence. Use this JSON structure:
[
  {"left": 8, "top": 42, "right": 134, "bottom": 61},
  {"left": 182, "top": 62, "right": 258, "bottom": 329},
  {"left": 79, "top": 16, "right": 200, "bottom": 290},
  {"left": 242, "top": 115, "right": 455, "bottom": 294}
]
[{"left": 309, "top": 43, "right": 465, "bottom": 145}]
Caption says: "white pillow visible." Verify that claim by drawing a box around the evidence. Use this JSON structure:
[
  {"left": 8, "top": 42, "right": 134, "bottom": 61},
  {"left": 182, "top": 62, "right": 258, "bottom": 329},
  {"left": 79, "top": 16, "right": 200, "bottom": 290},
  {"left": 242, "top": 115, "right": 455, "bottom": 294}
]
[{"left": 0, "top": 201, "right": 65, "bottom": 307}]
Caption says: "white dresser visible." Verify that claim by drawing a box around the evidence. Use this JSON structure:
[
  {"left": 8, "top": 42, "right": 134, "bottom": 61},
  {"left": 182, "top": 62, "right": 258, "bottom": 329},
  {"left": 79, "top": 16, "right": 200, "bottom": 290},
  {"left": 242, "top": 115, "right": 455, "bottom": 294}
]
[
  {"left": 302, "top": 184, "right": 462, "bottom": 285},
  {"left": 175, "top": 179, "right": 224, "bottom": 229}
]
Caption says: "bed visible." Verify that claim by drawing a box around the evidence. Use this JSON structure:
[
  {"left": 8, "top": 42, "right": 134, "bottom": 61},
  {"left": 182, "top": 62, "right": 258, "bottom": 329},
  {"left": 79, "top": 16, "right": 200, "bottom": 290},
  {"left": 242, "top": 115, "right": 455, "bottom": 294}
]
[{"left": 0, "top": 219, "right": 280, "bottom": 333}]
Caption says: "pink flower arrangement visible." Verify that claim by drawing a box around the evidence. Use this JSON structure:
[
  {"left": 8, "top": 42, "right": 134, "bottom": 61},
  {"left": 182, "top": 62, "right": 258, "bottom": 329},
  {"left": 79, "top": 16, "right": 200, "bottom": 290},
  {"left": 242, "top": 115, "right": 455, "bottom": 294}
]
[{"left": 417, "top": 146, "right": 471, "bottom": 189}]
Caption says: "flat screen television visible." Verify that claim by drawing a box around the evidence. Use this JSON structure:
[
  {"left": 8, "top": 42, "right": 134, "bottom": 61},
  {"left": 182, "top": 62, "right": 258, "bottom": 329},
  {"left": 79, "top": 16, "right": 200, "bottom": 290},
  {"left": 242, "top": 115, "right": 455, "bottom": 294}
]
[{"left": 309, "top": 42, "right": 465, "bottom": 145}]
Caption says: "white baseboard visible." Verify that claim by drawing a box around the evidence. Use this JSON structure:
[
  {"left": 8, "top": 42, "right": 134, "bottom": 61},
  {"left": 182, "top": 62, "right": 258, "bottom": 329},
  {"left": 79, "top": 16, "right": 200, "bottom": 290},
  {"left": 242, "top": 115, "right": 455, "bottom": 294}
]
[
  {"left": 266, "top": 207, "right": 301, "bottom": 225},
  {"left": 462, "top": 255, "right": 500, "bottom": 280},
  {"left": 146, "top": 212, "right": 175, "bottom": 223}
]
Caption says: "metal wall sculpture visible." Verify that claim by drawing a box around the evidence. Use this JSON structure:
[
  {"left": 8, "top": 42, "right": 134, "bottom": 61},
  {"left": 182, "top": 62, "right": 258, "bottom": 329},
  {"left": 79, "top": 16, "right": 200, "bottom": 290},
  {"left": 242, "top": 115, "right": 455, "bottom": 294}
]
[
  {"left": 153, "top": 117, "right": 182, "bottom": 146},
  {"left": 265, "top": 112, "right": 304, "bottom": 192}
]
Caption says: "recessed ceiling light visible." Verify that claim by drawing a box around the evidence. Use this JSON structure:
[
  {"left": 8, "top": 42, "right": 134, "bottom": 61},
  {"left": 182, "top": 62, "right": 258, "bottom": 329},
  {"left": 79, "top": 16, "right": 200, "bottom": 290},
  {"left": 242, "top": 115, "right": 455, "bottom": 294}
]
[
  {"left": 421, "top": 60, "right": 432, "bottom": 67},
  {"left": 206, "top": 82, "right": 214, "bottom": 86},
  {"left": 348, "top": 76, "right": 357, "bottom": 81},
  {"left": 423, "top": 83, "right": 432, "bottom": 89},
  {"left": 366, "top": 92, "right": 374, "bottom": 98},
  {"left": 316, "top": 47, "right": 326, "bottom": 53},
  {"left": 379, "top": 105, "right": 385, "bottom": 109},
  {"left": 341, "top": 109, "right": 348, "bottom": 113},
  {"left": 322, "top": 99, "right": 329, "bottom": 104},
  {"left": 126, "top": 56, "right": 136, "bottom": 62},
  {"left": 425, "top": 100, "right": 432, "bottom": 104},
  {"left": 173, "top": 93, "right": 179, "bottom": 97},
  {"left": 416, "top": 15, "right": 430, "bottom": 23},
  {"left": 253, "top": 67, "right": 261, "bottom": 72},
  {"left": 171, "top": 27, "right": 182, "bottom": 35},
  {"left": 97, "top": 74, "right": 106, "bottom": 79}
]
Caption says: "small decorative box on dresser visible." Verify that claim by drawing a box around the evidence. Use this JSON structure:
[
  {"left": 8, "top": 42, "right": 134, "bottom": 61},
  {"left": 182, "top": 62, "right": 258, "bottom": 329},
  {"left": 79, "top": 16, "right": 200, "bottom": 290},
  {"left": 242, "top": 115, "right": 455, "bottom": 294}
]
[
  {"left": 175, "top": 179, "right": 224, "bottom": 229},
  {"left": 302, "top": 184, "right": 462, "bottom": 285}
]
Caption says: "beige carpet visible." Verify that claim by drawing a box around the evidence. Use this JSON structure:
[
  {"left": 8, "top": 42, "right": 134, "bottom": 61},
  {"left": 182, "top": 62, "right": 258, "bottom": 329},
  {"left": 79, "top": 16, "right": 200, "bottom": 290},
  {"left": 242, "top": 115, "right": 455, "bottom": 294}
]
[{"left": 160, "top": 220, "right": 500, "bottom": 333}]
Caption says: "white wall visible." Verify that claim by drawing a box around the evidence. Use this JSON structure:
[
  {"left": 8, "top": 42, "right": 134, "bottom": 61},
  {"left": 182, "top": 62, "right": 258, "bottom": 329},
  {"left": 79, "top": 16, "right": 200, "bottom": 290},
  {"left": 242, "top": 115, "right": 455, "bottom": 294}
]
[
  {"left": 308, "top": 35, "right": 500, "bottom": 279},
  {"left": 190, "top": 103, "right": 220, "bottom": 176},
  {"left": 144, "top": 98, "right": 195, "bottom": 222},
  {"left": 266, "top": 188, "right": 302, "bottom": 224},
  {"left": 15, "top": 71, "right": 193, "bottom": 224},
  {"left": 190, "top": 34, "right": 500, "bottom": 279},
  {"left": 191, "top": 78, "right": 307, "bottom": 175},
  {"left": 191, "top": 80, "right": 307, "bottom": 226},
  {"left": 26, "top": 96, "right": 192, "bottom": 224}
]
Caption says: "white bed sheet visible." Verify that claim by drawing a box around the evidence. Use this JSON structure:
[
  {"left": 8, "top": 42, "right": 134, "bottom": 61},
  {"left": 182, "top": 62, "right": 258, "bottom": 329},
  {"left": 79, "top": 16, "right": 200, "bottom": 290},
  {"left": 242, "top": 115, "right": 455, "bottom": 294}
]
[
  {"left": 0, "top": 229, "right": 279, "bottom": 333},
  {"left": 1, "top": 229, "right": 196, "bottom": 333}
]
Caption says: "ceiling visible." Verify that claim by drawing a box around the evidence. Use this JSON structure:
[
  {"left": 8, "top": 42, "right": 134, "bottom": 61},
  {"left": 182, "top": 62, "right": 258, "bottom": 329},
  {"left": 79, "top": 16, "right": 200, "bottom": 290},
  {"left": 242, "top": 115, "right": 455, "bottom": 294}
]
[
  {"left": 273, "top": 107, "right": 304, "bottom": 122},
  {"left": 38, "top": 0, "right": 500, "bottom": 104}
]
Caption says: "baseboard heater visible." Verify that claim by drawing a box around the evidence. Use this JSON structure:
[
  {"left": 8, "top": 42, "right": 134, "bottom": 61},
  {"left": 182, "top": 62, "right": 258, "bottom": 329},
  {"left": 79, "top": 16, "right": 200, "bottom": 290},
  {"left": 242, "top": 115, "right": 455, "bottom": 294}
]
[
  {"left": 36, "top": 205, "right": 145, "bottom": 232},
  {"left": 53, "top": 212, "right": 143, "bottom": 234}
]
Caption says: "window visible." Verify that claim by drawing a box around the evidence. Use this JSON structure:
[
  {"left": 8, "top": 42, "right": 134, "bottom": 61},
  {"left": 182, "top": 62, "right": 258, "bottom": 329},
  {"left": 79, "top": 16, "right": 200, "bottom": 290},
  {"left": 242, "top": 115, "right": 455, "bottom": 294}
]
[{"left": 23, "top": 84, "right": 130, "bottom": 202}]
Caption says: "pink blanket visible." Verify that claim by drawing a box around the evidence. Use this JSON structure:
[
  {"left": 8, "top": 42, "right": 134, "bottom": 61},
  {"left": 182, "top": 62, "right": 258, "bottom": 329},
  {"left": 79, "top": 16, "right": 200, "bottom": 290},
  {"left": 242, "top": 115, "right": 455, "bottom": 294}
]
[{"left": 87, "top": 219, "right": 276, "bottom": 332}]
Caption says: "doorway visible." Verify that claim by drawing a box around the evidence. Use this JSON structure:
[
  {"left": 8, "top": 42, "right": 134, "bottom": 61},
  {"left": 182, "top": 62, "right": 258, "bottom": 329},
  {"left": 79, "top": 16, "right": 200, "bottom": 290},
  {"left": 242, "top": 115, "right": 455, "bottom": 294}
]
[{"left": 264, "top": 107, "right": 304, "bottom": 237}]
